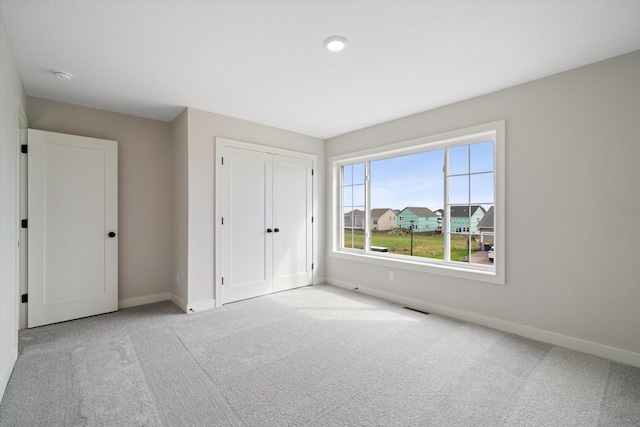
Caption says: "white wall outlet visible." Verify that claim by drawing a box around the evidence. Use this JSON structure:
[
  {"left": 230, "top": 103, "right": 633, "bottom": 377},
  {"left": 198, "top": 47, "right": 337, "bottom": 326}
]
[{"left": 389, "top": 271, "right": 395, "bottom": 280}]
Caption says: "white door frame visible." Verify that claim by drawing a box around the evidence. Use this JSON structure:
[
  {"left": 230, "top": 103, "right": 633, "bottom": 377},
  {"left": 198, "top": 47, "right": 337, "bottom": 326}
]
[
  {"left": 214, "top": 137, "right": 318, "bottom": 307},
  {"left": 16, "top": 98, "right": 28, "bottom": 330}
]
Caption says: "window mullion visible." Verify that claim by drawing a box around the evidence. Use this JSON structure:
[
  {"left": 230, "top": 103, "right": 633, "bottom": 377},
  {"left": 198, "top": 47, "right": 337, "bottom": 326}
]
[
  {"left": 444, "top": 148, "right": 450, "bottom": 262},
  {"left": 364, "top": 161, "right": 371, "bottom": 252},
  {"left": 337, "top": 166, "right": 347, "bottom": 248},
  {"left": 340, "top": 166, "right": 346, "bottom": 251},
  {"left": 468, "top": 145, "right": 472, "bottom": 263},
  {"left": 351, "top": 175, "right": 355, "bottom": 249}
]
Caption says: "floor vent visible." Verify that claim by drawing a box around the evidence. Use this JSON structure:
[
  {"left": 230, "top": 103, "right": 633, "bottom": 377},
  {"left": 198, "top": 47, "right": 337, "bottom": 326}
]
[{"left": 404, "top": 306, "right": 431, "bottom": 315}]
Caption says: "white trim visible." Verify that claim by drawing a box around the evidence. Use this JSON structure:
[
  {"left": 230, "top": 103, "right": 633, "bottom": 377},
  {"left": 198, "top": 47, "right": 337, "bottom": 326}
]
[
  {"left": 330, "top": 121, "right": 503, "bottom": 163},
  {"left": 3, "top": 98, "right": 27, "bottom": 401},
  {"left": 170, "top": 293, "right": 188, "bottom": 313},
  {"left": 0, "top": 347, "right": 18, "bottom": 403},
  {"left": 16, "top": 96, "right": 27, "bottom": 332},
  {"left": 312, "top": 156, "right": 319, "bottom": 287},
  {"left": 187, "top": 299, "right": 216, "bottom": 313},
  {"left": 329, "top": 120, "right": 505, "bottom": 285},
  {"left": 118, "top": 292, "right": 170, "bottom": 309},
  {"left": 214, "top": 137, "right": 318, "bottom": 306},
  {"left": 329, "top": 250, "right": 500, "bottom": 284},
  {"left": 326, "top": 278, "right": 640, "bottom": 368},
  {"left": 215, "top": 137, "right": 317, "bottom": 160}
]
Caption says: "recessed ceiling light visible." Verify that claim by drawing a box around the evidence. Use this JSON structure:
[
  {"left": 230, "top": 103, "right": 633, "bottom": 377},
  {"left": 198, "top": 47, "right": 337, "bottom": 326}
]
[
  {"left": 324, "top": 36, "right": 348, "bottom": 52},
  {"left": 52, "top": 71, "right": 73, "bottom": 81}
]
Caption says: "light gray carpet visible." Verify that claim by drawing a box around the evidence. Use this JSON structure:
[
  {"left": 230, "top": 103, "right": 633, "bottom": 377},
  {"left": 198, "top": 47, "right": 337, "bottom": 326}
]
[{"left": 1, "top": 284, "right": 639, "bottom": 426}]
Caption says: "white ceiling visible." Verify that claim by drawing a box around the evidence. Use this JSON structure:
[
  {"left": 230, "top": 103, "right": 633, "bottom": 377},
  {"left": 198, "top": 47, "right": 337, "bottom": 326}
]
[{"left": 1, "top": 1, "right": 639, "bottom": 139}]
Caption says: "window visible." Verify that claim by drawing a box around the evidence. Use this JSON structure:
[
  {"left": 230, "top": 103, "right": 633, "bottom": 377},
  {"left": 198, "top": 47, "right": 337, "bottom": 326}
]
[
  {"left": 331, "top": 121, "right": 505, "bottom": 284},
  {"left": 342, "top": 163, "right": 365, "bottom": 248}
]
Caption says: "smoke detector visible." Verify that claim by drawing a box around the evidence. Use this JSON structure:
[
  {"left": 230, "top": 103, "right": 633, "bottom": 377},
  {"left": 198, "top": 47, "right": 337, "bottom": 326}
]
[{"left": 52, "top": 71, "right": 73, "bottom": 81}]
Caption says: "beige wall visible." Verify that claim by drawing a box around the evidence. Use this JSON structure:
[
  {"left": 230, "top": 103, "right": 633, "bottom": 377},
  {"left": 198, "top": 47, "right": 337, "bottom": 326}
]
[
  {"left": 0, "top": 11, "right": 26, "bottom": 399},
  {"left": 326, "top": 51, "right": 640, "bottom": 362},
  {"left": 182, "top": 108, "right": 325, "bottom": 307},
  {"left": 170, "top": 109, "right": 188, "bottom": 306},
  {"left": 27, "top": 97, "right": 173, "bottom": 304}
]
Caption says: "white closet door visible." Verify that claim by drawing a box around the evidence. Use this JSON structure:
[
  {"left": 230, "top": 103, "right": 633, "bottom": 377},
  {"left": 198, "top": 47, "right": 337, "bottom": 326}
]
[
  {"left": 27, "top": 129, "right": 118, "bottom": 327},
  {"left": 221, "top": 147, "right": 273, "bottom": 303},
  {"left": 272, "top": 155, "right": 313, "bottom": 292}
]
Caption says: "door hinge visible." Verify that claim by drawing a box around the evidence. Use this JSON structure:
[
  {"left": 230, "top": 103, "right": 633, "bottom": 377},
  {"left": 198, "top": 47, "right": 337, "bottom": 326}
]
[
  {"left": 221, "top": 277, "right": 224, "bottom": 285},
  {"left": 21, "top": 219, "right": 28, "bottom": 229},
  {"left": 21, "top": 145, "right": 28, "bottom": 154},
  {"left": 222, "top": 217, "right": 224, "bottom": 225},
  {"left": 311, "top": 216, "right": 314, "bottom": 223},
  {"left": 21, "top": 294, "right": 28, "bottom": 303},
  {"left": 311, "top": 263, "right": 314, "bottom": 270},
  {"left": 221, "top": 157, "right": 224, "bottom": 165},
  {"left": 311, "top": 169, "right": 314, "bottom": 176}
]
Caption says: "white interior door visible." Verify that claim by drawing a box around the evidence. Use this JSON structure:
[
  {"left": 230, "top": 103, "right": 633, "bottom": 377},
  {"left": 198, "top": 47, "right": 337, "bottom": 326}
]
[
  {"left": 27, "top": 129, "right": 118, "bottom": 328},
  {"left": 221, "top": 146, "right": 273, "bottom": 303},
  {"left": 272, "top": 155, "right": 313, "bottom": 292}
]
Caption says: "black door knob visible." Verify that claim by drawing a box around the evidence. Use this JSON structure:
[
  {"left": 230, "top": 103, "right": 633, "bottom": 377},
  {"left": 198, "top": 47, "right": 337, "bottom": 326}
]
[
  {"left": 274, "top": 228, "right": 280, "bottom": 233},
  {"left": 266, "top": 228, "right": 273, "bottom": 233},
  {"left": 108, "top": 232, "right": 116, "bottom": 238}
]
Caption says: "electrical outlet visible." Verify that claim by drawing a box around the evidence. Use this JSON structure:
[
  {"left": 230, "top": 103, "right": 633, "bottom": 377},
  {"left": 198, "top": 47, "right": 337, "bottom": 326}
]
[{"left": 389, "top": 271, "right": 395, "bottom": 280}]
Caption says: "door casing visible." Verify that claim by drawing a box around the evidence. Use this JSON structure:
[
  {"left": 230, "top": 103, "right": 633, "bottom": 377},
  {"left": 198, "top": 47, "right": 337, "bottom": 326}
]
[{"left": 16, "top": 98, "right": 28, "bottom": 330}]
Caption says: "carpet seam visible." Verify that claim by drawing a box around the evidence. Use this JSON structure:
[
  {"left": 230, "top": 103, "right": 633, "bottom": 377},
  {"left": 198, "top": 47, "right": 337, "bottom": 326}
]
[
  {"left": 595, "top": 361, "right": 614, "bottom": 427},
  {"left": 173, "top": 330, "right": 243, "bottom": 427},
  {"left": 128, "top": 333, "right": 172, "bottom": 427}
]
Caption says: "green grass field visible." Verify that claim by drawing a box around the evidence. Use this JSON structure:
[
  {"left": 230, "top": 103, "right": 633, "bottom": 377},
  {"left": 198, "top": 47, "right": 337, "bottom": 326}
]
[{"left": 344, "top": 229, "right": 480, "bottom": 261}]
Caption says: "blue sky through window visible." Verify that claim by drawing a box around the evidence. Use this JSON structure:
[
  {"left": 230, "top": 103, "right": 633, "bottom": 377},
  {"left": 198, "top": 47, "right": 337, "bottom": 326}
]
[{"left": 370, "top": 141, "right": 494, "bottom": 212}]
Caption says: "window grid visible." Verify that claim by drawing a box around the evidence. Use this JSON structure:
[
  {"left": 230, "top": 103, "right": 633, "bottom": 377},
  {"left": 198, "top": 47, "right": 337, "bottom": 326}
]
[
  {"left": 444, "top": 143, "right": 494, "bottom": 264},
  {"left": 334, "top": 121, "right": 502, "bottom": 283}
]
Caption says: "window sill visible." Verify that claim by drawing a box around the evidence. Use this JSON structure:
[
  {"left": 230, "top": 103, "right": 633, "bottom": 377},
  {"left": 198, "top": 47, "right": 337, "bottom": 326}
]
[{"left": 329, "top": 249, "right": 505, "bottom": 285}]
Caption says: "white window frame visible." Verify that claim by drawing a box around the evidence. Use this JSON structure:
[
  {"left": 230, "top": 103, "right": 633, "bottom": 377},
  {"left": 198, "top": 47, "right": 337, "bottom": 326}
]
[{"left": 330, "top": 120, "right": 505, "bottom": 285}]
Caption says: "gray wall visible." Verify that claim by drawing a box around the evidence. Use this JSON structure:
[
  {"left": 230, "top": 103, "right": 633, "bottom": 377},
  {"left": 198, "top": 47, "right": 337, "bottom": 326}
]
[
  {"left": 326, "top": 51, "right": 640, "bottom": 358},
  {"left": 27, "top": 97, "right": 173, "bottom": 305},
  {"left": 0, "top": 12, "right": 26, "bottom": 399}
]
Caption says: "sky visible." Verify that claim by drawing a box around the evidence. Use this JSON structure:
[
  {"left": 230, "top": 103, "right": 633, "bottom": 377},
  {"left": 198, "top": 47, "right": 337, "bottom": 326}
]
[{"left": 344, "top": 140, "right": 494, "bottom": 213}]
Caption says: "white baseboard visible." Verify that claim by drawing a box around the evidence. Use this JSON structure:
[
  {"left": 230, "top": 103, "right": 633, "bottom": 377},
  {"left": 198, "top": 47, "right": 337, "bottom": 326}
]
[
  {"left": 326, "top": 277, "right": 640, "bottom": 368},
  {"left": 0, "top": 347, "right": 18, "bottom": 403},
  {"left": 187, "top": 299, "right": 216, "bottom": 313},
  {"left": 118, "top": 292, "right": 170, "bottom": 309},
  {"left": 169, "top": 294, "right": 215, "bottom": 314},
  {"left": 170, "top": 293, "right": 188, "bottom": 313}
]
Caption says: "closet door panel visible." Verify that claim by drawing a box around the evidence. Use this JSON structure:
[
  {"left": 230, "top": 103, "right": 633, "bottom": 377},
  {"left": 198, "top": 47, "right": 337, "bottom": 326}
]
[
  {"left": 272, "top": 155, "right": 313, "bottom": 292},
  {"left": 221, "top": 147, "right": 273, "bottom": 303}
]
